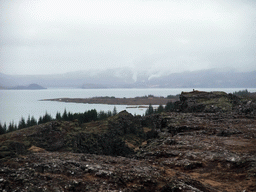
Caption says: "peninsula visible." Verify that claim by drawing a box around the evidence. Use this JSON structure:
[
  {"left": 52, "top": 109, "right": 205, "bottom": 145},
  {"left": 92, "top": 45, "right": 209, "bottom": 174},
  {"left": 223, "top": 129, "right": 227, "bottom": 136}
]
[{"left": 41, "top": 96, "right": 178, "bottom": 105}]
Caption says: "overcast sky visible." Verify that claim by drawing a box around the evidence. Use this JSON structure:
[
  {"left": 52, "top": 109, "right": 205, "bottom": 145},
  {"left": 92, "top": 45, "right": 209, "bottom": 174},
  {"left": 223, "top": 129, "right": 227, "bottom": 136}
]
[{"left": 1, "top": 0, "right": 256, "bottom": 75}]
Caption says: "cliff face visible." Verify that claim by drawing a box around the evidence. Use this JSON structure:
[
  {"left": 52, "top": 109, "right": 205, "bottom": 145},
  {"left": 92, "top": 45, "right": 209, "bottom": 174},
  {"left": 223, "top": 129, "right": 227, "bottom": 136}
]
[{"left": 1, "top": 91, "right": 256, "bottom": 191}]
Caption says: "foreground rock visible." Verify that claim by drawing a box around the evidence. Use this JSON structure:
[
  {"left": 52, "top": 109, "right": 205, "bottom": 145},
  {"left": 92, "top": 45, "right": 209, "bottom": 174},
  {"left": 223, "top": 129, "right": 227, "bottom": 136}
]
[
  {"left": 1, "top": 151, "right": 218, "bottom": 191},
  {"left": 1, "top": 91, "right": 256, "bottom": 191},
  {"left": 137, "top": 112, "right": 256, "bottom": 191}
]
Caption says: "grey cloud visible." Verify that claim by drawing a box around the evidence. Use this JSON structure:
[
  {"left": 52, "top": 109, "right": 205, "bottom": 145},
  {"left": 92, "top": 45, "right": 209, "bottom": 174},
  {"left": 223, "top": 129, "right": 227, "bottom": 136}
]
[{"left": 1, "top": 0, "right": 256, "bottom": 75}]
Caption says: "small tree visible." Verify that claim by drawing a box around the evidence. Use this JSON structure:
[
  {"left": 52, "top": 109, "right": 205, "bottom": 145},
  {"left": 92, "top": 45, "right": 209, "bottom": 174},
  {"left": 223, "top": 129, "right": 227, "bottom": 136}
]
[
  {"left": 145, "top": 104, "right": 154, "bottom": 116},
  {"left": 87, "top": 109, "right": 98, "bottom": 121},
  {"left": 113, "top": 106, "right": 117, "bottom": 116},
  {"left": 2, "top": 123, "right": 7, "bottom": 134},
  {"left": 26, "top": 115, "right": 31, "bottom": 127},
  {"left": 98, "top": 111, "right": 108, "bottom": 120},
  {"left": 157, "top": 104, "right": 164, "bottom": 113},
  {"left": 107, "top": 110, "right": 112, "bottom": 117},
  {"left": 0, "top": 122, "right": 7, "bottom": 135},
  {"left": 67, "top": 112, "right": 74, "bottom": 121},
  {"left": 165, "top": 102, "right": 174, "bottom": 111},
  {"left": 62, "top": 108, "right": 68, "bottom": 120},
  {"left": 30, "top": 116, "right": 37, "bottom": 126},
  {"left": 56, "top": 112, "right": 62, "bottom": 120},
  {"left": 8, "top": 121, "right": 17, "bottom": 132},
  {"left": 38, "top": 116, "right": 43, "bottom": 124},
  {"left": 18, "top": 117, "right": 26, "bottom": 129},
  {"left": 42, "top": 112, "right": 52, "bottom": 123}
]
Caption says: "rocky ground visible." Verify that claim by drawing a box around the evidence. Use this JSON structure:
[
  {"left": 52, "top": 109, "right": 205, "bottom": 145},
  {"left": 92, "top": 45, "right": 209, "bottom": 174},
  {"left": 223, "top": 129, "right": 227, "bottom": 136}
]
[{"left": 1, "top": 91, "right": 256, "bottom": 191}]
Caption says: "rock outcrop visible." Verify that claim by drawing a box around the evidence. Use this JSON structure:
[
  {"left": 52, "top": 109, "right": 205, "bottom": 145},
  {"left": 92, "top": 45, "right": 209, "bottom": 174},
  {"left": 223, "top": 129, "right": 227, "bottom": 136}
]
[{"left": 173, "top": 90, "right": 256, "bottom": 115}]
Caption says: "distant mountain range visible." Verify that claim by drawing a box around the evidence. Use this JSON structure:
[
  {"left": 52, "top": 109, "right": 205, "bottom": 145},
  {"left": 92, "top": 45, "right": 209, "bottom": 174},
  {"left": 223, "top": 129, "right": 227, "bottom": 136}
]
[{"left": 0, "top": 68, "right": 255, "bottom": 89}]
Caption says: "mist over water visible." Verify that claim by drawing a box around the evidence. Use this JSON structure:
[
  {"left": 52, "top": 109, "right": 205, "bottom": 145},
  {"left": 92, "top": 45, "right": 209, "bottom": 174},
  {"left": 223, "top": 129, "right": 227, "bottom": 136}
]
[{"left": 1, "top": 88, "right": 256, "bottom": 125}]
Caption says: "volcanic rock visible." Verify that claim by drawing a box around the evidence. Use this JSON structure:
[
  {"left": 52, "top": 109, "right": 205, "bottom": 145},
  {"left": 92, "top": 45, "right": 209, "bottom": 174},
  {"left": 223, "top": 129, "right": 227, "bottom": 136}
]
[{"left": 1, "top": 91, "right": 256, "bottom": 191}]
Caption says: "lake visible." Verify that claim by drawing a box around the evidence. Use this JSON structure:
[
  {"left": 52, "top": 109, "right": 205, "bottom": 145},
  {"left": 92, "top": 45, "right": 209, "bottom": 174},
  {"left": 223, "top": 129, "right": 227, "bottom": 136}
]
[{"left": 1, "top": 88, "right": 256, "bottom": 125}]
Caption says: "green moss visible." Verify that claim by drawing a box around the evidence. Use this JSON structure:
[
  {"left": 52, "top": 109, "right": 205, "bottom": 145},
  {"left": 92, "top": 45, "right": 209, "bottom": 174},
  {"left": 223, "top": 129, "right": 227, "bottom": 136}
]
[
  {"left": 211, "top": 97, "right": 232, "bottom": 111},
  {"left": 211, "top": 91, "right": 227, "bottom": 96},
  {"left": 195, "top": 94, "right": 233, "bottom": 112}
]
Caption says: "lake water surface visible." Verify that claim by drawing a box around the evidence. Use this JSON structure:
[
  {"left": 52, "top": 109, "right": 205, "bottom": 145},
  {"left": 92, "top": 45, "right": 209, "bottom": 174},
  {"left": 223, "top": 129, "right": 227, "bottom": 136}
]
[{"left": 1, "top": 88, "right": 256, "bottom": 125}]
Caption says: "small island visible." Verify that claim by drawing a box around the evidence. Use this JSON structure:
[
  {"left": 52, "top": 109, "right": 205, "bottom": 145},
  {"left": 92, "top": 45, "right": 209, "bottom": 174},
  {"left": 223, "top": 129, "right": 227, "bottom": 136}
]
[{"left": 10, "top": 84, "right": 46, "bottom": 90}]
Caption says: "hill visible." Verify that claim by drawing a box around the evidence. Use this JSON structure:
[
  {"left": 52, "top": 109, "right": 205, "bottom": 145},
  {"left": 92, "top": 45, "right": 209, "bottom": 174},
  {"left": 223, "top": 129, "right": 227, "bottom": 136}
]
[{"left": 9, "top": 83, "right": 47, "bottom": 90}]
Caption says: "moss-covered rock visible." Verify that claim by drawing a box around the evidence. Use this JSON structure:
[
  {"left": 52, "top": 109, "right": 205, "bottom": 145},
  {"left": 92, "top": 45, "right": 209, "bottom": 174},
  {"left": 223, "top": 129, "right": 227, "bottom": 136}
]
[{"left": 177, "top": 90, "right": 242, "bottom": 113}]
